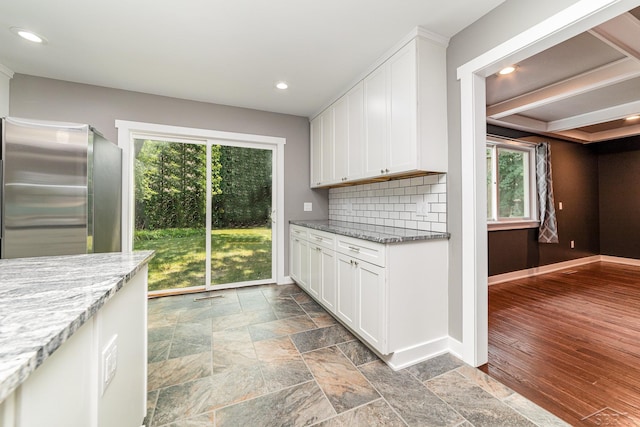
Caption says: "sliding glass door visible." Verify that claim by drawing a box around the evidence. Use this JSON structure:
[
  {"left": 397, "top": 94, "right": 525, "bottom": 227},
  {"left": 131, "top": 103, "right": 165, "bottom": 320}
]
[{"left": 133, "top": 137, "right": 275, "bottom": 294}]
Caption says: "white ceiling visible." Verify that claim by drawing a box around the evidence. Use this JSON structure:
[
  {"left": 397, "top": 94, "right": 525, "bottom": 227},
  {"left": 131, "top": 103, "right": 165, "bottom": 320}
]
[
  {"left": 0, "top": 0, "right": 506, "bottom": 118},
  {"left": 487, "top": 7, "right": 640, "bottom": 143}
]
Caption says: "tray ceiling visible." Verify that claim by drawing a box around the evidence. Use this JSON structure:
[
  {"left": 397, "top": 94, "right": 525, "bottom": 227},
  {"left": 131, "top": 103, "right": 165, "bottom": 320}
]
[{"left": 486, "top": 7, "right": 640, "bottom": 143}]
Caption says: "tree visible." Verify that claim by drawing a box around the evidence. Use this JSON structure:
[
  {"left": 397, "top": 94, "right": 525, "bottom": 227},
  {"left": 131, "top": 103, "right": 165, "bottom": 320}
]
[{"left": 498, "top": 150, "right": 525, "bottom": 218}]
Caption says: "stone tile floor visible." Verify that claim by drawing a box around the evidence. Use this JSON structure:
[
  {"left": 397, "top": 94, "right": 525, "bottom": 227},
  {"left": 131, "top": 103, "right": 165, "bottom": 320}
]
[{"left": 146, "top": 283, "right": 569, "bottom": 427}]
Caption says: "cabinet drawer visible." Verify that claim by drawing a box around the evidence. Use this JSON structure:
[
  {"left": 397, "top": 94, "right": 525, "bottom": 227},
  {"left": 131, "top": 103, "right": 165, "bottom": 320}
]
[
  {"left": 290, "top": 225, "right": 308, "bottom": 240},
  {"left": 308, "top": 230, "right": 335, "bottom": 250},
  {"left": 336, "top": 236, "right": 386, "bottom": 267}
]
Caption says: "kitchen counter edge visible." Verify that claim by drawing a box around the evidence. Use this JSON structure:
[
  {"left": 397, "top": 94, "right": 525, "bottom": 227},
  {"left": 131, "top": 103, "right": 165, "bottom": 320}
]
[
  {"left": 0, "top": 250, "right": 154, "bottom": 403},
  {"left": 290, "top": 220, "right": 450, "bottom": 244}
]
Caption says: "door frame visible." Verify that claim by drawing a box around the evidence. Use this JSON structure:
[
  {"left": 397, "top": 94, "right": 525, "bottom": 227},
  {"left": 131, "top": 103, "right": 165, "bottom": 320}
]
[
  {"left": 115, "top": 120, "right": 287, "bottom": 289},
  {"left": 455, "top": 0, "right": 640, "bottom": 366}
]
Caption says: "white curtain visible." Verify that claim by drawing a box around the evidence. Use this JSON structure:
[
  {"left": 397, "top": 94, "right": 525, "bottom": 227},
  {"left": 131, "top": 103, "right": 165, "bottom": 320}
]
[{"left": 536, "top": 142, "right": 559, "bottom": 243}]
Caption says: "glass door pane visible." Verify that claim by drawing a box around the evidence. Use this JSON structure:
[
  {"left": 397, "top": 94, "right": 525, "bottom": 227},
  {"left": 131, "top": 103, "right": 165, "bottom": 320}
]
[
  {"left": 133, "top": 139, "right": 207, "bottom": 292},
  {"left": 208, "top": 144, "right": 273, "bottom": 287}
]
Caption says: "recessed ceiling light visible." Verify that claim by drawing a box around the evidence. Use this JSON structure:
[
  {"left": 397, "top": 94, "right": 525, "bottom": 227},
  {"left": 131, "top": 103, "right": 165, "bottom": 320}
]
[
  {"left": 10, "top": 27, "right": 47, "bottom": 44},
  {"left": 275, "top": 81, "right": 288, "bottom": 90},
  {"left": 625, "top": 115, "right": 640, "bottom": 121},
  {"left": 498, "top": 66, "right": 516, "bottom": 75}
]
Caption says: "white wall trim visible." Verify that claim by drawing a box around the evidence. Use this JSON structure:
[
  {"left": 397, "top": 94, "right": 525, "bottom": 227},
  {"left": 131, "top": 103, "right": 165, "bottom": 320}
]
[
  {"left": 381, "top": 336, "right": 450, "bottom": 371},
  {"left": 488, "top": 255, "right": 601, "bottom": 285},
  {"left": 599, "top": 255, "right": 640, "bottom": 266},
  {"left": 455, "top": 0, "right": 640, "bottom": 368},
  {"left": 114, "top": 120, "right": 287, "bottom": 286},
  {"left": 0, "top": 64, "right": 14, "bottom": 79},
  {"left": 280, "top": 276, "right": 295, "bottom": 285}
]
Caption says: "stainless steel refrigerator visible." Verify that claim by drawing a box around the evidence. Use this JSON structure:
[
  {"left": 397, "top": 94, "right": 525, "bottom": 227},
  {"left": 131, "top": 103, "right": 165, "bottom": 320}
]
[{"left": 1, "top": 117, "right": 122, "bottom": 259}]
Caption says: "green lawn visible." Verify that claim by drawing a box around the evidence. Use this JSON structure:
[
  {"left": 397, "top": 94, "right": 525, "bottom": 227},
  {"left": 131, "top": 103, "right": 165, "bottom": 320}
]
[{"left": 134, "top": 227, "right": 272, "bottom": 292}]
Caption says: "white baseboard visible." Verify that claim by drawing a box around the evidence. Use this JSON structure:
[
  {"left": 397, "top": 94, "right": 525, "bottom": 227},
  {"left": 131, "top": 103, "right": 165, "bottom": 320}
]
[
  {"left": 488, "top": 255, "right": 600, "bottom": 285},
  {"left": 279, "top": 276, "right": 295, "bottom": 285},
  {"left": 381, "top": 336, "right": 450, "bottom": 371},
  {"left": 488, "top": 254, "right": 640, "bottom": 285},
  {"left": 447, "top": 337, "right": 465, "bottom": 362},
  {"left": 599, "top": 255, "right": 640, "bottom": 266}
]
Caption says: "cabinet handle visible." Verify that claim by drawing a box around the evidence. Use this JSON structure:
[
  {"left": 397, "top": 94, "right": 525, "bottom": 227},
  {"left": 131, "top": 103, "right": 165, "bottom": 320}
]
[
  {"left": 385, "top": 168, "right": 390, "bottom": 173},
  {"left": 315, "top": 247, "right": 321, "bottom": 252},
  {"left": 354, "top": 261, "right": 359, "bottom": 267},
  {"left": 350, "top": 260, "right": 354, "bottom": 265},
  {"left": 380, "top": 169, "right": 384, "bottom": 174},
  {"left": 315, "top": 236, "right": 323, "bottom": 241},
  {"left": 294, "top": 238, "right": 300, "bottom": 242},
  {"left": 347, "top": 246, "right": 361, "bottom": 253}
]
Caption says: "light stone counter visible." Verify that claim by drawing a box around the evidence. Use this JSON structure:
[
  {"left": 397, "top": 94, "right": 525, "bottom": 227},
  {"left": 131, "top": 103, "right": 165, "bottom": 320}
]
[
  {"left": 290, "top": 219, "right": 449, "bottom": 244},
  {"left": 0, "top": 251, "right": 154, "bottom": 404}
]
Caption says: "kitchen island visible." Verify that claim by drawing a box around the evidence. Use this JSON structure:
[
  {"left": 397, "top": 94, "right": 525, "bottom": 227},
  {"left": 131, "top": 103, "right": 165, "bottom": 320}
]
[
  {"left": 289, "top": 220, "right": 449, "bottom": 370},
  {"left": 0, "top": 251, "right": 154, "bottom": 427}
]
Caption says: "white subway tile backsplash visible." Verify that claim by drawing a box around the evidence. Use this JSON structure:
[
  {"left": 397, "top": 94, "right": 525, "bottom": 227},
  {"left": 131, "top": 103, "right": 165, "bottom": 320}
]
[
  {"left": 424, "top": 175, "right": 439, "bottom": 185},
  {"left": 328, "top": 174, "right": 447, "bottom": 231},
  {"left": 410, "top": 177, "right": 424, "bottom": 186},
  {"left": 431, "top": 183, "right": 446, "bottom": 193}
]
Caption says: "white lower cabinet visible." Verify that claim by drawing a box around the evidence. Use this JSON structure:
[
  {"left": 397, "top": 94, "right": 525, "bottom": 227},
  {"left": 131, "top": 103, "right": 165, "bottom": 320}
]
[
  {"left": 356, "top": 260, "right": 385, "bottom": 351},
  {"left": 289, "top": 226, "right": 309, "bottom": 290},
  {"left": 308, "top": 243, "right": 322, "bottom": 299},
  {"left": 336, "top": 253, "right": 357, "bottom": 329},
  {"left": 319, "top": 247, "right": 337, "bottom": 311},
  {"left": 290, "top": 224, "right": 448, "bottom": 370}
]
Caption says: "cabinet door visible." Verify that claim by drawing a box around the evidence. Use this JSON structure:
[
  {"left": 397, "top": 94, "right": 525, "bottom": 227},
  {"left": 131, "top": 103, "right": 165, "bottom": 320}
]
[
  {"left": 299, "top": 238, "right": 310, "bottom": 289},
  {"left": 357, "top": 260, "right": 386, "bottom": 353},
  {"left": 364, "top": 65, "right": 387, "bottom": 177},
  {"left": 388, "top": 41, "right": 417, "bottom": 173},
  {"left": 333, "top": 97, "right": 348, "bottom": 183},
  {"left": 310, "top": 116, "right": 322, "bottom": 187},
  {"left": 290, "top": 235, "right": 301, "bottom": 283},
  {"left": 320, "top": 247, "right": 336, "bottom": 311},
  {"left": 336, "top": 253, "right": 357, "bottom": 328},
  {"left": 347, "top": 82, "right": 364, "bottom": 180},
  {"left": 308, "top": 244, "right": 322, "bottom": 298},
  {"left": 320, "top": 109, "right": 334, "bottom": 184}
]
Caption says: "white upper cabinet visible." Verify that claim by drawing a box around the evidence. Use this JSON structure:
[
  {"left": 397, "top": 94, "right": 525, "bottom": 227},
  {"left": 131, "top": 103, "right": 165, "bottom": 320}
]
[
  {"left": 310, "top": 108, "right": 335, "bottom": 187},
  {"left": 347, "top": 82, "right": 364, "bottom": 180},
  {"left": 310, "top": 117, "right": 322, "bottom": 187},
  {"left": 364, "top": 66, "right": 387, "bottom": 177},
  {"left": 310, "top": 29, "right": 448, "bottom": 188},
  {"left": 333, "top": 96, "right": 349, "bottom": 183},
  {"left": 388, "top": 42, "right": 417, "bottom": 173}
]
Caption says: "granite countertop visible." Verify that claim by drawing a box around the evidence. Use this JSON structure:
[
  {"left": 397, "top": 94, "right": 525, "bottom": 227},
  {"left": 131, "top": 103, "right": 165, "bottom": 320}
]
[
  {"left": 290, "top": 220, "right": 450, "bottom": 244},
  {"left": 0, "top": 251, "right": 154, "bottom": 403}
]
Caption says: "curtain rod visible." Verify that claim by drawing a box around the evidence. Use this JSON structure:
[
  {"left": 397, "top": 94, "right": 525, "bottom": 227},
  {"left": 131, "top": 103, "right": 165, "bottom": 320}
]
[{"left": 487, "top": 133, "right": 540, "bottom": 146}]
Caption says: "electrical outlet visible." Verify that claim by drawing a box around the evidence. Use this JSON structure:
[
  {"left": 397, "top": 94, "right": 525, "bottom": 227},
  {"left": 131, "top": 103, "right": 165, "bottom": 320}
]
[
  {"left": 102, "top": 335, "right": 118, "bottom": 395},
  {"left": 303, "top": 202, "right": 312, "bottom": 212},
  {"left": 570, "top": 240, "right": 575, "bottom": 249},
  {"left": 559, "top": 202, "right": 563, "bottom": 210}
]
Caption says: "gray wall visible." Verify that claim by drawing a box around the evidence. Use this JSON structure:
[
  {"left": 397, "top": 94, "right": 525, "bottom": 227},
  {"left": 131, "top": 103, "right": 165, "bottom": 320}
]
[
  {"left": 445, "top": 0, "right": 582, "bottom": 340},
  {"left": 10, "top": 74, "right": 329, "bottom": 277}
]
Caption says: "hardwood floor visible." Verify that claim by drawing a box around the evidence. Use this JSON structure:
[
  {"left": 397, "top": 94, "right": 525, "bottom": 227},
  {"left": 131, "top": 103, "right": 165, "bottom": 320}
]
[{"left": 482, "top": 261, "right": 640, "bottom": 426}]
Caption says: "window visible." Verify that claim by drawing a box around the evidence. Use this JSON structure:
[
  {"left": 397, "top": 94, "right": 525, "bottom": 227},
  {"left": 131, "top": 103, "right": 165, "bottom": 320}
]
[{"left": 487, "top": 137, "right": 538, "bottom": 229}]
